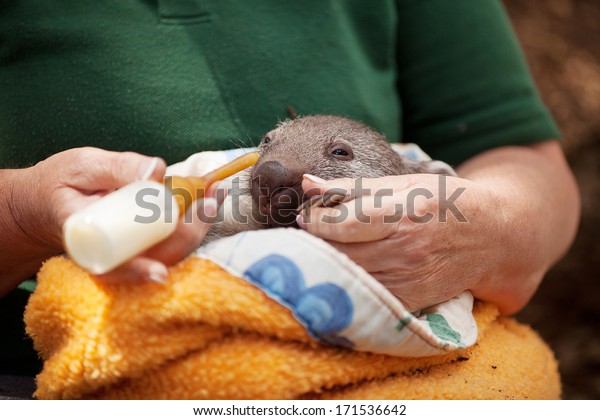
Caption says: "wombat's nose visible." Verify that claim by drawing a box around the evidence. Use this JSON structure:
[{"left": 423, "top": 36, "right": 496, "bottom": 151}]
[
  {"left": 250, "top": 160, "right": 305, "bottom": 227},
  {"left": 251, "top": 160, "right": 287, "bottom": 195}
]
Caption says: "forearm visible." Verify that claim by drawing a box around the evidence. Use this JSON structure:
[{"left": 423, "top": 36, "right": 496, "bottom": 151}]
[
  {"left": 0, "top": 169, "right": 60, "bottom": 296},
  {"left": 457, "top": 140, "right": 580, "bottom": 314}
]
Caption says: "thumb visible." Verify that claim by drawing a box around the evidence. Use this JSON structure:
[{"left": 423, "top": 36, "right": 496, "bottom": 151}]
[
  {"left": 302, "top": 173, "right": 421, "bottom": 198},
  {"left": 301, "top": 174, "right": 356, "bottom": 198},
  {"left": 98, "top": 151, "right": 166, "bottom": 187},
  {"left": 67, "top": 148, "right": 166, "bottom": 190},
  {"left": 301, "top": 174, "right": 387, "bottom": 199}
]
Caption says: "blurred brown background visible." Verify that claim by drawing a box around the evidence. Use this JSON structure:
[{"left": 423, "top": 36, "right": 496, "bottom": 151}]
[{"left": 503, "top": 0, "right": 600, "bottom": 399}]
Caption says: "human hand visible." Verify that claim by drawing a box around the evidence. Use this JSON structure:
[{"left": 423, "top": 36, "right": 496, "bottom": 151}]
[
  {"left": 297, "top": 173, "right": 501, "bottom": 312},
  {"left": 11, "top": 147, "right": 218, "bottom": 284}
]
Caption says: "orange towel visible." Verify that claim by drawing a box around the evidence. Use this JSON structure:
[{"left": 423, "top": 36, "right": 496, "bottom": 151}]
[{"left": 25, "top": 256, "right": 560, "bottom": 399}]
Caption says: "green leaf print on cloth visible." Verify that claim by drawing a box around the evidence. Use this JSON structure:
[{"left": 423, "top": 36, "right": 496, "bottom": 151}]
[{"left": 426, "top": 313, "right": 462, "bottom": 345}]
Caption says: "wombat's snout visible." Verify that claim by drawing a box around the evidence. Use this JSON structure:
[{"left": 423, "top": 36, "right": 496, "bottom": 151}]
[{"left": 250, "top": 160, "right": 304, "bottom": 227}]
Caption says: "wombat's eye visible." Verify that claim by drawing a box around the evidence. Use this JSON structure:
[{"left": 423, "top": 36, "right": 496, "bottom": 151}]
[{"left": 330, "top": 144, "right": 353, "bottom": 160}]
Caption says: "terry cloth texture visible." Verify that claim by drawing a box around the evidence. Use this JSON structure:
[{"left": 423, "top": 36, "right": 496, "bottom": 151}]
[
  {"left": 1, "top": 0, "right": 558, "bottom": 168},
  {"left": 198, "top": 229, "right": 477, "bottom": 357},
  {"left": 25, "top": 256, "right": 560, "bottom": 399}
]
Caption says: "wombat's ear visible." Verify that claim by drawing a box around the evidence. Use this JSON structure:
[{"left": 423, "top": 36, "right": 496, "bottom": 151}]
[
  {"left": 287, "top": 106, "right": 298, "bottom": 120},
  {"left": 411, "top": 160, "right": 457, "bottom": 176}
]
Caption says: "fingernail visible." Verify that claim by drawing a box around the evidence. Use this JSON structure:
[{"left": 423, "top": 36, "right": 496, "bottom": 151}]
[
  {"left": 146, "top": 264, "right": 168, "bottom": 284},
  {"left": 139, "top": 157, "right": 160, "bottom": 181},
  {"left": 208, "top": 181, "right": 229, "bottom": 206},
  {"left": 197, "top": 197, "right": 218, "bottom": 222},
  {"left": 296, "top": 213, "right": 306, "bottom": 229},
  {"left": 303, "top": 174, "right": 326, "bottom": 184}
]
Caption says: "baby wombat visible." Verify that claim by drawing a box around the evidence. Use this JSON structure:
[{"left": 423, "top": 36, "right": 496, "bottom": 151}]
[{"left": 207, "top": 115, "right": 454, "bottom": 240}]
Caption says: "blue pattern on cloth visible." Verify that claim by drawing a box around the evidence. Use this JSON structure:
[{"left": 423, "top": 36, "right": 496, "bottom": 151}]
[
  {"left": 244, "top": 254, "right": 354, "bottom": 347},
  {"left": 198, "top": 229, "right": 476, "bottom": 357},
  {"left": 170, "top": 144, "right": 478, "bottom": 357}
]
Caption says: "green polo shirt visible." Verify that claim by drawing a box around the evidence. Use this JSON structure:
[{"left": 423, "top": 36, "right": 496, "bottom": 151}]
[{"left": 0, "top": 0, "right": 559, "bottom": 375}]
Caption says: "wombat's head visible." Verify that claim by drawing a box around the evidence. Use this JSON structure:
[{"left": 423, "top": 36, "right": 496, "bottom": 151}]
[{"left": 250, "top": 115, "right": 453, "bottom": 228}]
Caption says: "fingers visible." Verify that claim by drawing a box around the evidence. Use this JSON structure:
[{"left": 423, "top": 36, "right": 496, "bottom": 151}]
[
  {"left": 97, "top": 196, "right": 218, "bottom": 284},
  {"left": 301, "top": 173, "right": 420, "bottom": 197},
  {"left": 143, "top": 197, "right": 218, "bottom": 266},
  {"left": 297, "top": 180, "right": 420, "bottom": 243},
  {"left": 301, "top": 174, "right": 356, "bottom": 198},
  {"left": 206, "top": 181, "right": 228, "bottom": 208},
  {"left": 299, "top": 175, "right": 387, "bottom": 242},
  {"left": 95, "top": 257, "right": 169, "bottom": 285},
  {"left": 298, "top": 193, "right": 404, "bottom": 242},
  {"left": 299, "top": 173, "right": 446, "bottom": 243},
  {"left": 61, "top": 147, "right": 166, "bottom": 190}
]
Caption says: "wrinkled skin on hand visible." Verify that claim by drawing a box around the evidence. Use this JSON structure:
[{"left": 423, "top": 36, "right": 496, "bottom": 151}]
[
  {"left": 5, "top": 147, "right": 218, "bottom": 288},
  {"left": 297, "top": 173, "right": 505, "bottom": 312}
]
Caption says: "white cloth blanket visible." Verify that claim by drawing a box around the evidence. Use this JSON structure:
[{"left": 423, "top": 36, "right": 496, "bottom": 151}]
[{"left": 166, "top": 145, "right": 477, "bottom": 358}]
